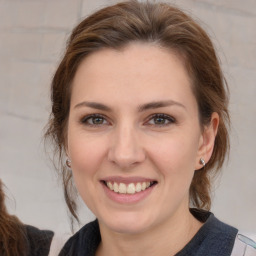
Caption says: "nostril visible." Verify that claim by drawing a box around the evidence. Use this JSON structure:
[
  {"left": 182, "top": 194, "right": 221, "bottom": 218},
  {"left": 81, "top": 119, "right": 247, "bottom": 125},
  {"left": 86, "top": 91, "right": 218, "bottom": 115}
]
[
  {"left": 108, "top": 147, "right": 146, "bottom": 169},
  {"left": 107, "top": 132, "right": 146, "bottom": 168}
]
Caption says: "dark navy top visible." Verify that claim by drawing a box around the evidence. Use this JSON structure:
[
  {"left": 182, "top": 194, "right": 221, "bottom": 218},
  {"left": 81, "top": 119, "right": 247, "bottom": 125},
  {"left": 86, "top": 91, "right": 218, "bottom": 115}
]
[
  {"left": 25, "top": 225, "right": 54, "bottom": 256},
  {"left": 59, "top": 209, "right": 238, "bottom": 256}
]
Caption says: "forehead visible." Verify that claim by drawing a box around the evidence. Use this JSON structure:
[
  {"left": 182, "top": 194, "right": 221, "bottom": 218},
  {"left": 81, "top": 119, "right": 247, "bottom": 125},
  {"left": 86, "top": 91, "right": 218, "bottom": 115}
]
[{"left": 71, "top": 43, "right": 195, "bottom": 108}]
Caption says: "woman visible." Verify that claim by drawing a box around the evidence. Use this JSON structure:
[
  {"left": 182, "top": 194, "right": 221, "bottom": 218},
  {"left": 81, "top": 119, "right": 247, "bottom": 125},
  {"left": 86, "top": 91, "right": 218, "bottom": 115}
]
[
  {"left": 0, "top": 179, "right": 54, "bottom": 256},
  {"left": 45, "top": 1, "right": 255, "bottom": 255}
]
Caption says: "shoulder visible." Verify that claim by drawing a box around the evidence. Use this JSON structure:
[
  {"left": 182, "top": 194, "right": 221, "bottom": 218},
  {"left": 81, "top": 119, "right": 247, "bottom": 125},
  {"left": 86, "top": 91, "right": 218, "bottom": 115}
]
[
  {"left": 177, "top": 209, "right": 239, "bottom": 256},
  {"left": 58, "top": 219, "right": 101, "bottom": 256},
  {"left": 25, "top": 225, "right": 54, "bottom": 256},
  {"left": 198, "top": 210, "right": 238, "bottom": 254},
  {"left": 192, "top": 208, "right": 238, "bottom": 238}
]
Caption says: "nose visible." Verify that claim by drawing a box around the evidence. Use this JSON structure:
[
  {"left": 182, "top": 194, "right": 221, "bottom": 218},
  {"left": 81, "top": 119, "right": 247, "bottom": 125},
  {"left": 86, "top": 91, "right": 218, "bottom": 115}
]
[{"left": 107, "top": 125, "right": 146, "bottom": 169}]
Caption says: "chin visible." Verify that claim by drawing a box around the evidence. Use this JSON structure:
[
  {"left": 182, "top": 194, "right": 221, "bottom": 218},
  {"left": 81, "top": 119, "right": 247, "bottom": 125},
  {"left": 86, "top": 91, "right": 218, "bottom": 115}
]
[
  {"left": 108, "top": 222, "right": 150, "bottom": 235},
  {"left": 99, "top": 211, "right": 155, "bottom": 235}
]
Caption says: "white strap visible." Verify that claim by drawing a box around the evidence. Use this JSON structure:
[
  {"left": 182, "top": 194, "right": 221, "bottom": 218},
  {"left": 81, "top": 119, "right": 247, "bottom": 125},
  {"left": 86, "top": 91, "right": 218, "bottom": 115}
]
[
  {"left": 231, "top": 234, "right": 256, "bottom": 256},
  {"left": 48, "top": 232, "right": 71, "bottom": 256},
  {"left": 48, "top": 234, "right": 61, "bottom": 256}
]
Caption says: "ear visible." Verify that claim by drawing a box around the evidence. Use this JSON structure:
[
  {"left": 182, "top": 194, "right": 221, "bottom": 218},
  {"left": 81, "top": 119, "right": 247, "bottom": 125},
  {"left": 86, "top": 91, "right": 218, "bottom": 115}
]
[{"left": 195, "top": 112, "right": 219, "bottom": 170}]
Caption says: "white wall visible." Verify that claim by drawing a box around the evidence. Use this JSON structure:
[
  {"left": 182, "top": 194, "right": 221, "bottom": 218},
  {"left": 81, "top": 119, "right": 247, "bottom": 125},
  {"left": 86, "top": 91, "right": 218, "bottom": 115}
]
[{"left": 0, "top": 0, "right": 255, "bottom": 239}]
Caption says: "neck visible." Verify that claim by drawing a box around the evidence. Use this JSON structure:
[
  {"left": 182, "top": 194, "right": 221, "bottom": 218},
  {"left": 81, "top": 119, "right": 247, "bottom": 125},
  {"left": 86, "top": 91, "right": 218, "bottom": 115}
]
[{"left": 96, "top": 207, "right": 203, "bottom": 256}]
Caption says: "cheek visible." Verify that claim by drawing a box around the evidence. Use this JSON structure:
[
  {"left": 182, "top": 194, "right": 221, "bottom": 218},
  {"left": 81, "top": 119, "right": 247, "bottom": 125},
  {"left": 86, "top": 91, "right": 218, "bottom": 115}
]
[
  {"left": 68, "top": 130, "right": 107, "bottom": 178},
  {"left": 148, "top": 133, "right": 199, "bottom": 177},
  {"left": 67, "top": 132, "right": 108, "bottom": 210}
]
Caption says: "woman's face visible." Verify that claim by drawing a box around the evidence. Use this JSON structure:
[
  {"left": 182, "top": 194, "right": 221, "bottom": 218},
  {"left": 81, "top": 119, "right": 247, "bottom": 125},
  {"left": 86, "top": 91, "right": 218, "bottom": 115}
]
[{"left": 67, "top": 43, "right": 207, "bottom": 234}]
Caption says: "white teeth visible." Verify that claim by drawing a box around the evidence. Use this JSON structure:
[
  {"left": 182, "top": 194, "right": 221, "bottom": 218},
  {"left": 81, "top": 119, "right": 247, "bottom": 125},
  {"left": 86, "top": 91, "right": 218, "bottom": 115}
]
[
  {"left": 127, "top": 183, "right": 136, "bottom": 194},
  {"left": 113, "top": 182, "right": 119, "bottom": 192},
  {"left": 119, "top": 183, "right": 126, "bottom": 194},
  {"left": 135, "top": 183, "right": 142, "bottom": 192},
  {"left": 107, "top": 182, "right": 113, "bottom": 190},
  {"left": 106, "top": 181, "right": 153, "bottom": 194}
]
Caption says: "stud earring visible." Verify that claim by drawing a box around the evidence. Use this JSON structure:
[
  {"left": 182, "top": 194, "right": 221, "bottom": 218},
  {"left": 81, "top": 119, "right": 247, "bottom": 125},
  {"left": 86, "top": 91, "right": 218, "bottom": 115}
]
[
  {"left": 66, "top": 159, "right": 72, "bottom": 168},
  {"left": 200, "top": 158, "right": 206, "bottom": 167}
]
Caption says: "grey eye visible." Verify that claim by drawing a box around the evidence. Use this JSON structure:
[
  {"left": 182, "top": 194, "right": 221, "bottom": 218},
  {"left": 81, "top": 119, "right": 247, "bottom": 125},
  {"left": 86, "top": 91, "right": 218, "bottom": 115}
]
[
  {"left": 153, "top": 117, "right": 168, "bottom": 125},
  {"left": 147, "top": 114, "right": 175, "bottom": 126},
  {"left": 81, "top": 114, "right": 108, "bottom": 126},
  {"left": 91, "top": 117, "right": 105, "bottom": 124}
]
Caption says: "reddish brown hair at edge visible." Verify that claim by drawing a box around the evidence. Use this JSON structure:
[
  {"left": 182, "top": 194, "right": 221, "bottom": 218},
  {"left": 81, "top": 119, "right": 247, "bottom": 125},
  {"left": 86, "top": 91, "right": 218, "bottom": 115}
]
[
  {"left": 45, "top": 0, "right": 230, "bottom": 224},
  {"left": 0, "top": 180, "right": 28, "bottom": 256}
]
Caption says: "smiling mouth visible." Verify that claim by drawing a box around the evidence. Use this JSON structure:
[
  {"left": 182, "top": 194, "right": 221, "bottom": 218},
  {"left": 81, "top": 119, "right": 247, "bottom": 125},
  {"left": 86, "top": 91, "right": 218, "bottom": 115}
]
[{"left": 102, "top": 181, "right": 157, "bottom": 194}]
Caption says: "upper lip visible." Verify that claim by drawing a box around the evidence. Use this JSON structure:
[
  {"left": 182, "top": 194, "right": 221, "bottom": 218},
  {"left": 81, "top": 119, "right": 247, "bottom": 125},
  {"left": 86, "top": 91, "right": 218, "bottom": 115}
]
[{"left": 101, "top": 176, "right": 157, "bottom": 184}]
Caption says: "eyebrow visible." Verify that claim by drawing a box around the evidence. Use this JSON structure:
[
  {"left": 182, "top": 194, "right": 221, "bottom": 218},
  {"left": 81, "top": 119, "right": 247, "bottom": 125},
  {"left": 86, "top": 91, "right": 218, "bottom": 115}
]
[
  {"left": 74, "top": 101, "right": 112, "bottom": 111},
  {"left": 74, "top": 100, "right": 186, "bottom": 112},
  {"left": 138, "top": 100, "right": 186, "bottom": 112}
]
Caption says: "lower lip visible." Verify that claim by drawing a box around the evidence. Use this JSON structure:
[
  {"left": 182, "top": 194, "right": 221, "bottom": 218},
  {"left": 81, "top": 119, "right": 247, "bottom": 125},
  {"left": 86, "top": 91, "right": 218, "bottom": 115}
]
[{"left": 101, "top": 183, "right": 155, "bottom": 204}]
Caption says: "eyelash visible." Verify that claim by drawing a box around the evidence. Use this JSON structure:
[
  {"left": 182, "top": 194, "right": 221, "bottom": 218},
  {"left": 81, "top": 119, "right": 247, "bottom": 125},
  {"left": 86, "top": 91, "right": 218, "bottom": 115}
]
[
  {"left": 80, "top": 113, "right": 176, "bottom": 127},
  {"left": 145, "top": 113, "right": 176, "bottom": 127},
  {"left": 80, "top": 114, "right": 109, "bottom": 127}
]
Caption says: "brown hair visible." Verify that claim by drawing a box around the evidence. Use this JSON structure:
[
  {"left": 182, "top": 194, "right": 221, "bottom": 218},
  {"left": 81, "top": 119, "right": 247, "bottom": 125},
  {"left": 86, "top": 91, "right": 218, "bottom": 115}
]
[
  {"left": 45, "top": 0, "right": 229, "bottom": 222},
  {"left": 0, "top": 180, "right": 28, "bottom": 256}
]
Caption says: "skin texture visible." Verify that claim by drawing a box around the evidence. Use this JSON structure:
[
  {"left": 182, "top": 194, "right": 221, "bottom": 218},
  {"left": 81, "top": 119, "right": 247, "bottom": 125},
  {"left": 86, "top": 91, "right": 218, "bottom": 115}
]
[{"left": 67, "top": 43, "right": 219, "bottom": 256}]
